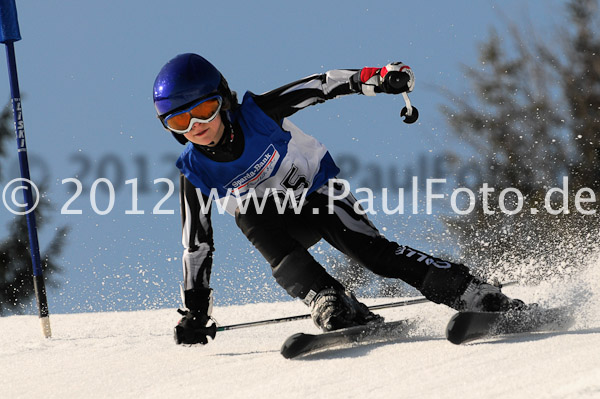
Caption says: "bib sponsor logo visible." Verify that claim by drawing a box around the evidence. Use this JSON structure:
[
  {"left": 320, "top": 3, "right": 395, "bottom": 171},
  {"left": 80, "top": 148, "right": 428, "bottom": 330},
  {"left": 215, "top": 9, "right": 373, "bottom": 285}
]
[{"left": 225, "top": 145, "right": 279, "bottom": 192}]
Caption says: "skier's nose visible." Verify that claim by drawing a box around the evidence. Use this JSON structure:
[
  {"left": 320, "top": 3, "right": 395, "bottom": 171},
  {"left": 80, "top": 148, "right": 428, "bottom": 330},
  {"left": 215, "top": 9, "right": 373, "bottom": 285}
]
[{"left": 191, "top": 121, "right": 207, "bottom": 131}]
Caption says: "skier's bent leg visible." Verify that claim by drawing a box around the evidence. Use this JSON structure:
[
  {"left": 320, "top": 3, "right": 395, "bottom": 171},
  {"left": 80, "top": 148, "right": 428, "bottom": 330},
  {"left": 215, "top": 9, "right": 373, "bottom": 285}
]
[
  {"left": 235, "top": 200, "right": 382, "bottom": 331},
  {"left": 357, "top": 241, "right": 524, "bottom": 312},
  {"left": 234, "top": 200, "right": 342, "bottom": 301},
  {"left": 362, "top": 243, "right": 525, "bottom": 311},
  {"left": 306, "top": 184, "right": 522, "bottom": 312}
]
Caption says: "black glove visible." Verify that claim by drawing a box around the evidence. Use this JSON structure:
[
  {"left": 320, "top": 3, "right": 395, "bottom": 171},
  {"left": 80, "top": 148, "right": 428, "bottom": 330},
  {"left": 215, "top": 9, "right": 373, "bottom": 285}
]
[
  {"left": 174, "top": 287, "right": 217, "bottom": 345},
  {"left": 355, "top": 62, "right": 415, "bottom": 96}
]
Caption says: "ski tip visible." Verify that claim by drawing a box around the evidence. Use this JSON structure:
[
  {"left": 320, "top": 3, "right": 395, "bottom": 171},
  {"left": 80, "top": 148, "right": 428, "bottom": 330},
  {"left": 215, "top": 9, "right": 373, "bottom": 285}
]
[
  {"left": 445, "top": 312, "right": 466, "bottom": 345},
  {"left": 446, "top": 311, "right": 490, "bottom": 345},
  {"left": 280, "top": 333, "right": 314, "bottom": 359},
  {"left": 446, "top": 306, "right": 573, "bottom": 345}
]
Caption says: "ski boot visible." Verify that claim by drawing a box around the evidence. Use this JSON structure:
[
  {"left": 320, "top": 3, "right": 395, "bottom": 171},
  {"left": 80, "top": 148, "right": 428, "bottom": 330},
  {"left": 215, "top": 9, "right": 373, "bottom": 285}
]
[
  {"left": 455, "top": 278, "right": 526, "bottom": 312},
  {"left": 309, "top": 287, "right": 384, "bottom": 332}
]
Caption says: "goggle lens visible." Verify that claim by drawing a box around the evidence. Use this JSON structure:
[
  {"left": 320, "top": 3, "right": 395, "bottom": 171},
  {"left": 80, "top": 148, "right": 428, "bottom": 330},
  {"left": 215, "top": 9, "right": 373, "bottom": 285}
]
[{"left": 163, "top": 96, "right": 222, "bottom": 133}]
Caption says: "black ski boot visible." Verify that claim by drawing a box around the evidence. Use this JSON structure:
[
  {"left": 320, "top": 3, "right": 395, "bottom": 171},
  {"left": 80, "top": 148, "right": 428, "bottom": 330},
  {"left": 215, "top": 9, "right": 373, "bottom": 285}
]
[
  {"left": 455, "top": 278, "right": 526, "bottom": 312},
  {"left": 309, "top": 288, "right": 384, "bottom": 332}
]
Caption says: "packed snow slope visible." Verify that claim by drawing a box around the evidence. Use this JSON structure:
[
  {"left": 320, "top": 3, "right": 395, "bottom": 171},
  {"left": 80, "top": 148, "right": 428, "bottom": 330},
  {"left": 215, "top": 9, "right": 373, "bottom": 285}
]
[{"left": 1, "top": 276, "right": 599, "bottom": 399}]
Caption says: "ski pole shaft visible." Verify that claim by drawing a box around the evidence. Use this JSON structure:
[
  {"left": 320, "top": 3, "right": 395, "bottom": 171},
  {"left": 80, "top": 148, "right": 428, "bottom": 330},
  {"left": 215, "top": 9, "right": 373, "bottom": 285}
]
[
  {"left": 216, "top": 295, "right": 430, "bottom": 332},
  {"left": 361, "top": 281, "right": 517, "bottom": 313},
  {"left": 215, "top": 281, "right": 518, "bottom": 332},
  {"left": 217, "top": 313, "right": 310, "bottom": 332},
  {"left": 369, "top": 297, "right": 429, "bottom": 310}
]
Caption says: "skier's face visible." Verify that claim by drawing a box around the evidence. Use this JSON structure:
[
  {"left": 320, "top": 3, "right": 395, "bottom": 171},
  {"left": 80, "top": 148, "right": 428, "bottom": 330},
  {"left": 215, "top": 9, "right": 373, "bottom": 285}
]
[{"left": 183, "top": 112, "right": 225, "bottom": 146}]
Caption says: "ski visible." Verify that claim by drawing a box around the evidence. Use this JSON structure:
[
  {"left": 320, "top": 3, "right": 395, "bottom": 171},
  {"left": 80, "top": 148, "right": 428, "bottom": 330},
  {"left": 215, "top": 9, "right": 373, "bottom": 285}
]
[
  {"left": 280, "top": 318, "right": 417, "bottom": 359},
  {"left": 446, "top": 306, "right": 574, "bottom": 345}
]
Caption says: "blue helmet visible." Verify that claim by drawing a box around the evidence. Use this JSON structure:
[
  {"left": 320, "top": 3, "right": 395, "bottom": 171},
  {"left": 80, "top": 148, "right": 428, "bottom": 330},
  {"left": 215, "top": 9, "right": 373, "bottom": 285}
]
[{"left": 153, "top": 53, "right": 233, "bottom": 117}]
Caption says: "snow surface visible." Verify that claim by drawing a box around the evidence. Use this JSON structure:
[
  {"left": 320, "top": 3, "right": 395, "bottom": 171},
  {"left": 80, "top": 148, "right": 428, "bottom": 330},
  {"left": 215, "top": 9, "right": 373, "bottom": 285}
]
[{"left": 2, "top": 274, "right": 600, "bottom": 398}]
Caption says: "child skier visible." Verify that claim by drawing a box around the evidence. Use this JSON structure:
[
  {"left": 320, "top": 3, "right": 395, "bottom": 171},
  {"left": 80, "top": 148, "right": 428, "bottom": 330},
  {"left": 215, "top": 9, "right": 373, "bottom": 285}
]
[{"left": 152, "top": 53, "right": 523, "bottom": 345}]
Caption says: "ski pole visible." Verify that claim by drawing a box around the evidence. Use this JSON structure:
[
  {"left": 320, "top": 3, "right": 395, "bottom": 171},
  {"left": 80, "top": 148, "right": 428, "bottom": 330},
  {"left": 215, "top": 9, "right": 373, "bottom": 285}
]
[
  {"left": 0, "top": 0, "right": 51, "bottom": 337},
  {"left": 383, "top": 71, "right": 419, "bottom": 124},
  {"left": 214, "top": 281, "right": 517, "bottom": 332},
  {"left": 215, "top": 295, "right": 431, "bottom": 332}
]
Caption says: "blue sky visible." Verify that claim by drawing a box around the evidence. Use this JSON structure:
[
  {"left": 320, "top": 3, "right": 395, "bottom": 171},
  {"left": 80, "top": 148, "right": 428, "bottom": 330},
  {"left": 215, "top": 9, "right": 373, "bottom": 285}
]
[{"left": 0, "top": 0, "right": 568, "bottom": 313}]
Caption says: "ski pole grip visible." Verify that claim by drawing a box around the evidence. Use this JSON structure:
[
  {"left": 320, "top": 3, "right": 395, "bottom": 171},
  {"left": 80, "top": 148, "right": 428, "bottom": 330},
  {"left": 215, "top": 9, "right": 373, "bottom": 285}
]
[{"left": 384, "top": 71, "right": 409, "bottom": 91}]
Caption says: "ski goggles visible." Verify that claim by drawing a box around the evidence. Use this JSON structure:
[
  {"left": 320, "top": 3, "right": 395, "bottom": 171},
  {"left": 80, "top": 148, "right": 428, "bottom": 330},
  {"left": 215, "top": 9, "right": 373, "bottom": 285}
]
[{"left": 161, "top": 95, "right": 222, "bottom": 134}]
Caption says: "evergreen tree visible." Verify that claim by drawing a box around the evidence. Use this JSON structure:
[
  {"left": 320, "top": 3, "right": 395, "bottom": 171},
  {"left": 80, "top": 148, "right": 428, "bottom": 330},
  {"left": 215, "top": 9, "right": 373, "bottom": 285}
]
[
  {"left": 0, "top": 104, "right": 68, "bottom": 315},
  {"left": 440, "top": 0, "right": 600, "bottom": 283}
]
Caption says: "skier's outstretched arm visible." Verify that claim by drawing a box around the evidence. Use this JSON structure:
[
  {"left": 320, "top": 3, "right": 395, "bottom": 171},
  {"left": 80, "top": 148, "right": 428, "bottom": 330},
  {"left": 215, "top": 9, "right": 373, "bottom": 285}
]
[
  {"left": 174, "top": 174, "right": 217, "bottom": 345},
  {"left": 253, "top": 62, "right": 415, "bottom": 121}
]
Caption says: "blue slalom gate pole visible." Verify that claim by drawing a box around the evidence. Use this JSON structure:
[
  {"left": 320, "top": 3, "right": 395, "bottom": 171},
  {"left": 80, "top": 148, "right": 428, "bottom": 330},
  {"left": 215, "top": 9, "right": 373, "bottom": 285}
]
[{"left": 1, "top": 0, "right": 51, "bottom": 337}]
